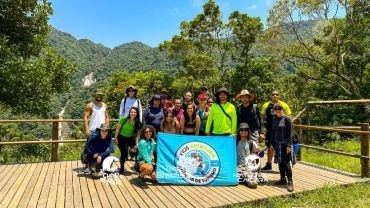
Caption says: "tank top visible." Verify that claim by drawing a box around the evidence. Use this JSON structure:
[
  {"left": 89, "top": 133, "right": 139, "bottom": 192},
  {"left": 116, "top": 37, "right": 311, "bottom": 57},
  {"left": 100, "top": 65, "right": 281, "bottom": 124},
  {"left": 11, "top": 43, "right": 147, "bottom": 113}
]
[
  {"left": 89, "top": 102, "right": 106, "bottom": 131},
  {"left": 184, "top": 118, "right": 196, "bottom": 128}
]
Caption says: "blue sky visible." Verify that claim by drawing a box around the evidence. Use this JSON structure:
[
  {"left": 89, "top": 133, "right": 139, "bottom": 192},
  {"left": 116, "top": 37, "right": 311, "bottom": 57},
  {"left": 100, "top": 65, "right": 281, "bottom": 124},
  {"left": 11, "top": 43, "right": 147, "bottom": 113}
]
[{"left": 49, "top": 0, "right": 275, "bottom": 48}]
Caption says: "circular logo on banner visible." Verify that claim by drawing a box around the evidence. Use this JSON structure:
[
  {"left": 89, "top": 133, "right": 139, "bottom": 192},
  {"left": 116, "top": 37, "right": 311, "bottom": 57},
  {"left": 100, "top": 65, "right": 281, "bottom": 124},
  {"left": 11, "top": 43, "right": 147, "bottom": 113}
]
[{"left": 175, "top": 141, "right": 220, "bottom": 185}]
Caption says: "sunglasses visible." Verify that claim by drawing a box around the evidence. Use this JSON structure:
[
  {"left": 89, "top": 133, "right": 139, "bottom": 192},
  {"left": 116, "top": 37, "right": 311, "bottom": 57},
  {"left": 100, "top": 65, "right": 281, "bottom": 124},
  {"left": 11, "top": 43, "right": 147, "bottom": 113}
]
[
  {"left": 271, "top": 93, "right": 279, "bottom": 96},
  {"left": 274, "top": 107, "right": 283, "bottom": 111},
  {"left": 240, "top": 128, "right": 249, "bottom": 132}
]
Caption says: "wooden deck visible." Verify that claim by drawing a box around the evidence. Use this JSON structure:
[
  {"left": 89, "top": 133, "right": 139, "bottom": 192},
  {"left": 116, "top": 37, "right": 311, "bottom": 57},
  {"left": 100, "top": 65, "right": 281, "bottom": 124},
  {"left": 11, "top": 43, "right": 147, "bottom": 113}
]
[{"left": 0, "top": 160, "right": 369, "bottom": 208}]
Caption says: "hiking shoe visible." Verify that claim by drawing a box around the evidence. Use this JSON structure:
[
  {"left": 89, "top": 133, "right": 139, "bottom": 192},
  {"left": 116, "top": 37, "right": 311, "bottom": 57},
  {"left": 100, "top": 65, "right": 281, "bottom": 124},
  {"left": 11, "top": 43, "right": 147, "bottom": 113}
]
[
  {"left": 119, "top": 168, "right": 125, "bottom": 175},
  {"left": 247, "top": 179, "right": 258, "bottom": 188},
  {"left": 137, "top": 175, "right": 146, "bottom": 184},
  {"left": 287, "top": 181, "right": 294, "bottom": 192},
  {"left": 261, "top": 163, "right": 272, "bottom": 172},
  {"left": 274, "top": 178, "right": 287, "bottom": 185}
]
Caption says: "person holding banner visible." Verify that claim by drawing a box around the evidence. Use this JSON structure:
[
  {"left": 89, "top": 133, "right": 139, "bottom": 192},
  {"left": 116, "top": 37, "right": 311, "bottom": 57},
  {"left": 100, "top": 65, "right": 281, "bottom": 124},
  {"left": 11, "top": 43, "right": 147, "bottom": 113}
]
[
  {"left": 205, "top": 87, "right": 237, "bottom": 136},
  {"left": 160, "top": 110, "right": 180, "bottom": 134},
  {"left": 180, "top": 103, "right": 200, "bottom": 135},
  {"left": 137, "top": 125, "right": 157, "bottom": 183}
]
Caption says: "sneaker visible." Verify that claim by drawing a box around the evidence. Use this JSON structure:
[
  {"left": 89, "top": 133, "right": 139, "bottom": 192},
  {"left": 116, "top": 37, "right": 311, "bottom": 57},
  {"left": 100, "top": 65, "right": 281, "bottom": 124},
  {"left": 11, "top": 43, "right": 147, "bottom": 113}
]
[
  {"left": 247, "top": 179, "right": 258, "bottom": 188},
  {"left": 83, "top": 167, "right": 90, "bottom": 174},
  {"left": 261, "top": 163, "right": 272, "bottom": 172},
  {"left": 287, "top": 181, "right": 294, "bottom": 192},
  {"left": 274, "top": 178, "right": 287, "bottom": 185},
  {"left": 137, "top": 175, "right": 146, "bottom": 184},
  {"left": 119, "top": 168, "right": 125, "bottom": 175}
]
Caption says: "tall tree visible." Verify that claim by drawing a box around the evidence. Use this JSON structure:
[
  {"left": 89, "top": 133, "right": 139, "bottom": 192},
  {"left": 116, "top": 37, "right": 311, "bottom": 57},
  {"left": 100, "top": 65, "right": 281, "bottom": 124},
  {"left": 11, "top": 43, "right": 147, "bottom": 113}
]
[
  {"left": 0, "top": 0, "right": 76, "bottom": 116},
  {"left": 160, "top": 0, "right": 264, "bottom": 94},
  {"left": 264, "top": 0, "right": 370, "bottom": 99}
]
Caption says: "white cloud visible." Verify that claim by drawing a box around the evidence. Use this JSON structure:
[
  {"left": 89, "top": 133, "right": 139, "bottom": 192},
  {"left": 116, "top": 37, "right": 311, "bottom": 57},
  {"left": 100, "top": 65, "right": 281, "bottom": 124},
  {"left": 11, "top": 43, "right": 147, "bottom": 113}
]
[
  {"left": 247, "top": 4, "right": 257, "bottom": 10},
  {"left": 188, "top": 0, "right": 206, "bottom": 8},
  {"left": 264, "top": 0, "right": 273, "bottom": 6}
]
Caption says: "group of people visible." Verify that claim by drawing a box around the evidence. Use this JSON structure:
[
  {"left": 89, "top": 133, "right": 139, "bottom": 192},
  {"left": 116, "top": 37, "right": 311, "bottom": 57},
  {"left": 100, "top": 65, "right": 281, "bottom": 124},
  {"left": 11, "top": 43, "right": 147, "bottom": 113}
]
[{"left": 82, "top": 86, "right": 295, "bottom": 192}]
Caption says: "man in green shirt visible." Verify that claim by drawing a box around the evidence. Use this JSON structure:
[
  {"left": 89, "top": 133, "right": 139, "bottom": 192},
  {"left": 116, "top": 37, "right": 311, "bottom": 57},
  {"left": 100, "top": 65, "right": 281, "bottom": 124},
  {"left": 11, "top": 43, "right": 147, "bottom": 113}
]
[{"left": 206, "top": 87, "right": 237, "bottom": 135}]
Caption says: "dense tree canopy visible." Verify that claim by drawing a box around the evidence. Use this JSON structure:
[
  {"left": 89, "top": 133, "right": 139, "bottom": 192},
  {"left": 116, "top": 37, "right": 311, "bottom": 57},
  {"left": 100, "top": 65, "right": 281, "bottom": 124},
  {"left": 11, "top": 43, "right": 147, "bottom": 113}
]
[
  {"left": 264, "top": 0, "right": 370, "bottom": 99},
  {"left": 0, "top": 0, "right": 76, "bottom": 116}
]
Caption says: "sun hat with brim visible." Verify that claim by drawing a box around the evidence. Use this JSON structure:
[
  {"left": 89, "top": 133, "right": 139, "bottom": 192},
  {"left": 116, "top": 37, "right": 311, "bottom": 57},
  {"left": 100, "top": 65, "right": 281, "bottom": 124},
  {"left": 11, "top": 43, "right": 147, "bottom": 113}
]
[
  {"left": 98, "top": 123, "right": 111, "bottom": 131},
  {"left": 215, "top": 87, "right": 230, "bottom": 97},
  {"left": 235, "top": 89, "right": 255, "bottom": 101},
  {"left": 94, "top": 89, "right": 105, "bottom": 96},
  {"left": 126, "top": 85, "right": 138, "bottom": 94},
  {"left": 238, "top": 122, "right": 250, "bottom": 130}
]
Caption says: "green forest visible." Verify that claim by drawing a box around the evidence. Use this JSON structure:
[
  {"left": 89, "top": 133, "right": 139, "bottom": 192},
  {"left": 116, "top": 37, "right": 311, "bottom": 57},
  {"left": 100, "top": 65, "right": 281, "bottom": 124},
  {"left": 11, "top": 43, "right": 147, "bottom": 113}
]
[{"left": 0, "top": 0, "right": 369, "bottom": 164}]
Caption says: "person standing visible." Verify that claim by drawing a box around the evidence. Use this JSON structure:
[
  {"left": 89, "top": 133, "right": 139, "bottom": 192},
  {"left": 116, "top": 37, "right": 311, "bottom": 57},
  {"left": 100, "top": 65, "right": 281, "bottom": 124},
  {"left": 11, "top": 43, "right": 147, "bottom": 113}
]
[
  {"left": 160, "top": 90, "right": 174, "bottom": 111},
  {"left": 160, "top": 110, "right": 180, "bottom": 134},
  {"left": 197, "top": 93, "right": 209, "bottom": 136},
  {"left": 114, "top": 107, "right": 141, "bottom": 174},
  {"left": 182, "top": 91, "right": 194, "bottom": 110},
  {"left": 83, "top": 89, "right": 110, "bottom": 140},
  {"left": 119, "top": 85, "right": 142, "bottom": 122},
  {"left": 261, "top": 90, "right": 292, "bottom": 171},
  {"left": 271, "top": 103, "right": 294, "bottom": 192},
  {"left": 205, "top": 87, "right": 237, "bottom": 136},
  {"left": 180, "top": 103, "right": 200, "bottom": 135},
  {"left": 142, "top": 94, "right": 165, "bottom": 135},
  {"left": 172, "top": 97, "right": 184, "bottom": 121},
  {"left": 235, "top": 89, "right": 265, "bottom": 142}
]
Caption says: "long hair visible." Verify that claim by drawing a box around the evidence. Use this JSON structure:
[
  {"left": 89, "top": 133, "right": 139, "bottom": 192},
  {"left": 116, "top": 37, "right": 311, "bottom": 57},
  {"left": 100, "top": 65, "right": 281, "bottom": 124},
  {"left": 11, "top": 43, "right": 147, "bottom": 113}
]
[
  {"left": 139, "top": 125, "right": 157, "bottom": 140},
  {"left": 126, "top": 106, "right": 141, "bottom": 135},
  {"left": 184, "top": 103, "right": 197, "bottom": 123},
  {"left": 236, "top": 127, "right": 251, "bottom": 145}
]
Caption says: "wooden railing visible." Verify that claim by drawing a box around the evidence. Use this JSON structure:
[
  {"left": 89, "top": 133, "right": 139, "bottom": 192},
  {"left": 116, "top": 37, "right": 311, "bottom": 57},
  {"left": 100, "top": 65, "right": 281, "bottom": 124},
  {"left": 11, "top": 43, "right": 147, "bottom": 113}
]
[
  {"left": 0, "top": 117, "right": 369, "bottom": 177},
  {"left": 294, "top": 119, "right": 369, "bottom": 177}
]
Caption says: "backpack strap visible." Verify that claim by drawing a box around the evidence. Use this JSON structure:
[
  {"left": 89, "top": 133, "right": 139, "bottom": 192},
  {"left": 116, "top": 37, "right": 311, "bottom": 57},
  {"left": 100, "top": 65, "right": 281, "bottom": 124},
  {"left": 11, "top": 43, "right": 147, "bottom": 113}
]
[{"left": 217, "top": 103, "right": 232, "bottom": 121}]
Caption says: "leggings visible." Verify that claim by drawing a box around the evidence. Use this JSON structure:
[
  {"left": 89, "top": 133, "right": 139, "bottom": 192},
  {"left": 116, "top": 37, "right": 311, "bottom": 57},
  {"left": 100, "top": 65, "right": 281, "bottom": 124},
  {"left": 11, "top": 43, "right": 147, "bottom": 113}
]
[
  {"left": 117, "top": 135, "right": 136, "bottom": 168},
  {"left": 278, "top": 162, "right": 292, "bottom": 181}
]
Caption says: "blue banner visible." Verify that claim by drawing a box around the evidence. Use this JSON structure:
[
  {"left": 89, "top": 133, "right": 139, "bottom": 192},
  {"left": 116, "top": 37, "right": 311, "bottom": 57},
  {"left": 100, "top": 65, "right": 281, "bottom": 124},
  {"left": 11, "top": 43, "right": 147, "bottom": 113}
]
[{"left": 156, "top": 132, "right": 238, "bottom": 186}]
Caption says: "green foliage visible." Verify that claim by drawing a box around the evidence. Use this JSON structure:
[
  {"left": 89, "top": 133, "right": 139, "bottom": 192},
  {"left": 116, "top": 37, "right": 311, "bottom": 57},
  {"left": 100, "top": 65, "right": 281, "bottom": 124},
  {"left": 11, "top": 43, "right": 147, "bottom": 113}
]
[
  {"left": 59, "top": 142, "right": 85, "bottom": 161},
  {"left": 264, "top": 0, "right": 370, "bottom": 99},
  {"left": 105, "top": 70, "right": 174, "bottom": 118},
  {"left": 0, "top": 0, "right": 76, "bottom": 117},
  {"left": 226, "top": 182, "right": 370, "bottom": 208},
  {"left": 302, "top": 140, "right": 361, "bottom": 174},
  {"left": 159, "top": 0, "right": 265, "bottom": 95}
]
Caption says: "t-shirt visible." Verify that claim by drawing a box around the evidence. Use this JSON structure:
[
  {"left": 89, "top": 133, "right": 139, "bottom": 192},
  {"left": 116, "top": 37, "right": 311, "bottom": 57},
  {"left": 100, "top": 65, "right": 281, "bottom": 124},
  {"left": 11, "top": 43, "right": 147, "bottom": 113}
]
[
  {"left": 118, "top": 116, "right": 136, "bottom": 137},
  {"left": 237, "top": 140, "right": 258, "bottom": 166},
  {"left": 205, "top": 102, "right": 237, "bottom": 135}
]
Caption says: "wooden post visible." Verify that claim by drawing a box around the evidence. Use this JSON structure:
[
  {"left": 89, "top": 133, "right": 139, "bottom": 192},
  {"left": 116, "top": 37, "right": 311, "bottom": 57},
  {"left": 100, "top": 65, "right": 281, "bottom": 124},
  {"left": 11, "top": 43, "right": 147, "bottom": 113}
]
[
  {"left": 51, "top": 115, "right": 60, "bottom": 162},
  {"left": 297, "top": 118, "right": 302, "bottom": 161},
  {"left": 360, "top": 123, "right": 369, "bottom": 177}
]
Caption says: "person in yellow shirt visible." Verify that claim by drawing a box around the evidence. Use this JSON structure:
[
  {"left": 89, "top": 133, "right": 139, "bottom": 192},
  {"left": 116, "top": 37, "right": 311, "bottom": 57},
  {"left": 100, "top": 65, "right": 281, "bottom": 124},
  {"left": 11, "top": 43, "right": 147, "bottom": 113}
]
[
  {"left": 260, "top": 90, "right": 292, "bottom": 171},
  {"left": 206, "top": 87, "right": 237, "bottom": 136}
]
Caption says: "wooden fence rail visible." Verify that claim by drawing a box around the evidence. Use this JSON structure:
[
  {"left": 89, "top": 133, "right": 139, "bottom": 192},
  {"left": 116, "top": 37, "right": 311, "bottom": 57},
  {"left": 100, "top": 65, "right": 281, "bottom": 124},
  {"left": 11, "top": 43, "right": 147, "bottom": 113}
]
[
  {"left": 294, "top": 119, "right": 369, "bottom": 177},
  {"left": 0, "top": 117, "right": 369, "bottom": 177}
]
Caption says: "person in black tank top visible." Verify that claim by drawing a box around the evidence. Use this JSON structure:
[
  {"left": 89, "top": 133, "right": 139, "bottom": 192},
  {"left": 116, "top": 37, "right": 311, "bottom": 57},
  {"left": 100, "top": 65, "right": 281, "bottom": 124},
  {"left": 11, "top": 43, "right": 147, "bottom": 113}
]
[{"left": 180, "top": 103, "right": 200, "bottom": 135}]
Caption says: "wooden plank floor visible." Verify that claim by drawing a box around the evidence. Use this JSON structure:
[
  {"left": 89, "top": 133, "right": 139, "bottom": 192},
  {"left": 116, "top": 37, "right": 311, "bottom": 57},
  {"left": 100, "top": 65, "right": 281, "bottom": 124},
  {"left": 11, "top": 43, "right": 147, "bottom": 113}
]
[{"left": 0, "top": 160, "right": 368, "bottom": 208}]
